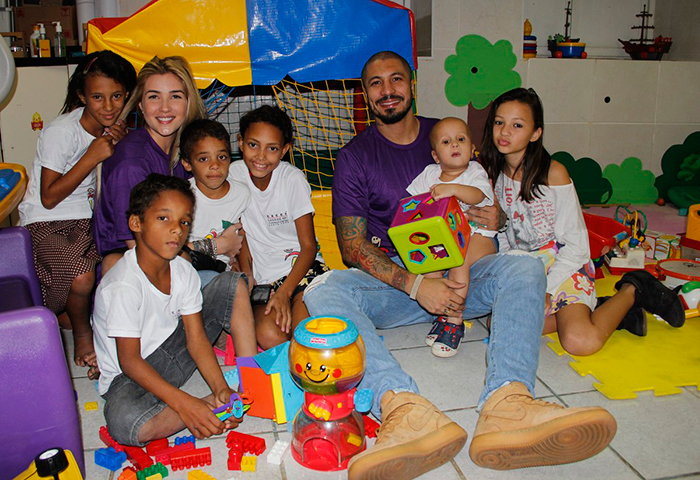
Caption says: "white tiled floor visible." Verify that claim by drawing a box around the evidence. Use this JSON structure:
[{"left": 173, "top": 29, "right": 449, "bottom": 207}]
[{"left": 63, "top": 316, "right": 700, "bottom": 480}]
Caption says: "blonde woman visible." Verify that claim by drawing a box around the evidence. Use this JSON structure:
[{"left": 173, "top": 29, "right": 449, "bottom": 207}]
[{"left": 94, "top": 56, "right": 207, "bottom": 274}]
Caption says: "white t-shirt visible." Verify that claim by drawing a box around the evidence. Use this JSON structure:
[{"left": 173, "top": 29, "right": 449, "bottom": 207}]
[
  {"left": 92, "top": 248, "right": 202, "bottom": 394},
  {"left": 189, "top": 177, "right": 251, "bottom": 264},
  {"left": 494, "top": 173, "right": 591, "bottom": 295},
  {"left": 229, "top": 160, "right": 322, "bottom": 284},
  {"left": 19, "top": 108, "right": 97, "bottom": 224},
  {"left": 407, "top": 162, "right": 497, "bottom": 237}
]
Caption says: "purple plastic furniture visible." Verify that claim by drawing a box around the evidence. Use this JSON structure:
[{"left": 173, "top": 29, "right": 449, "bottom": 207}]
[
  {"left": 0, "top": 306, "right": 85, "bottom": 478},
  {"left": 0, "top": 226, "right": 42, "bottom": 312}
]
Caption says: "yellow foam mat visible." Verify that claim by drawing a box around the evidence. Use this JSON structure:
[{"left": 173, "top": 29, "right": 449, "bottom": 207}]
[{"left": 546, "top": 266, "right": 700, "bottom": 399}]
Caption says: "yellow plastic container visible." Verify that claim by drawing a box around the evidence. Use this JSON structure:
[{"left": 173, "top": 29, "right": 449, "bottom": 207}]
[{"left": 13, "top": 448, "right": 83, "bottom": 480}]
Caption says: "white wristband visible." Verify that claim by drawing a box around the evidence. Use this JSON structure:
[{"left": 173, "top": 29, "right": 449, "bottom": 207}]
[{"left": 409, "top": 274, "right": 425, "bottom": 300}]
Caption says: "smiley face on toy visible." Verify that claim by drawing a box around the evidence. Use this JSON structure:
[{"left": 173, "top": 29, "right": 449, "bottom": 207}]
[{"left": 290, "top": 316, "right": 366, "bottom": 395}]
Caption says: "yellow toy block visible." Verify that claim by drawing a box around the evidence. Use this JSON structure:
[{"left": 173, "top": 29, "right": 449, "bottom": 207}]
[
  {"left": 145, "top": 475, "right": 162, "bottom": 480},
  {"left": 270, "top": 372, "right": 287, "bottom": 424},
  {"left": 188, "top": 470, "right": 216, "bottom": 480},
  {"left": 84, "top": 401, "right": 98, "bottom": 411},
  {"left": 241, "top": 456, "right": 257, "bottom": 472},
  {"left": 346, "top": 433, "right": 362, "bottom": 447}
]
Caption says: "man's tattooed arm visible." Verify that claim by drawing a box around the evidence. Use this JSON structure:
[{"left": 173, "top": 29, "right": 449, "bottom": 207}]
[{"left": 335, "top": 216, "right": 414, "bottom": 293}]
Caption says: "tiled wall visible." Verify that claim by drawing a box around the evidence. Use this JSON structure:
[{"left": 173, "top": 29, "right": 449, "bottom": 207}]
[{"left": 414, "top": 0, "right": 700, "bottom": 176}]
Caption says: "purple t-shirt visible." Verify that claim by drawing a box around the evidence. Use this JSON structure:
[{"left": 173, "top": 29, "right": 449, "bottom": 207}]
[
  {"left": 333, "top": 116, "right": 438, "bottom": 257},
  {"left": 93, "top": 127, "right": 189, "bottom": 255}
]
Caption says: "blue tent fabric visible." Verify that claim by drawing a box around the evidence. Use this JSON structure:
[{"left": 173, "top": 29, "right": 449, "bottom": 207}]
[{"left": 248, "top": 0, "right": 415, "bottom": 84}]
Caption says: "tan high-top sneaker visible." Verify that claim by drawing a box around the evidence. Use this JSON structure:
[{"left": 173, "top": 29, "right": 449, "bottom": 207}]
[
  {"left": 348, "top": 391, "right": 468, "bottom": 480},
  {"left": 469, "top": 382, "right": 617, "bottom": 470}
]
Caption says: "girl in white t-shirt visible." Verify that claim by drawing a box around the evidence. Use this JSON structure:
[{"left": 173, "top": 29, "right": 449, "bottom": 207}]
[
  {"left": 18, "top": 51, "right": 136, "bottom": 377},
  {"left": 231, "top": 105, "right": 327, "bottom": 350},
  {"left": 480, "top": 87, "right": 684, "bottom": 357}
]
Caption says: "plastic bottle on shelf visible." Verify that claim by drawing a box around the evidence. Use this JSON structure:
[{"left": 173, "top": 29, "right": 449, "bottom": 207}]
[
  {"left": 53, "top": 21, "right": 66, "bottom": 58},
  {"left": 37, "top": 23, "right": 52, "bottom": 58},
  {"left": 29, "top": 24, "right": 40, "bottom": 58}
]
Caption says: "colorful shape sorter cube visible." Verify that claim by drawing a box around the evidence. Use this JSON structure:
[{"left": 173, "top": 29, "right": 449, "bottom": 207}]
[{"left": 388, "top": 192, "right": 471, "bottom": 274}]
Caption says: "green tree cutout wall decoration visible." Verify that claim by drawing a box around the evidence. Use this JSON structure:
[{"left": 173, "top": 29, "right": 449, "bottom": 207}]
[
  {"left": 444, "top": 35, "right": 521, "bottom": 109},
  {"left": 552, "top": 151, "right": 612, "bottom": 205},
  {"left": 603, "top": 157, "right": 658, "bottom": 204},
  {"left": 655, "top": 132, "right": 700, "bottom": 207}
]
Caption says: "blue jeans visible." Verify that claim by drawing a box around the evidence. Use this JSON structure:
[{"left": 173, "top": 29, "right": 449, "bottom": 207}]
[{"left": 303, "top": 252, "right": 546, "bottom": 419}]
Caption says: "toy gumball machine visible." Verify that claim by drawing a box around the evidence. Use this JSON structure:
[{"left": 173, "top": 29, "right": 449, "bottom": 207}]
[{"left": 289, "top": 316, "right": 372, "bottom": 471}]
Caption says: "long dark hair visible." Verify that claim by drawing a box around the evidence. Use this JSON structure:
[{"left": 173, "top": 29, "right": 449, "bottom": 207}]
[
  {"left": 481, "top": 87, "right": 550, "bottom": 202},
  {"left": 61, "top": 50, "right": 136, "bottom": 114}
]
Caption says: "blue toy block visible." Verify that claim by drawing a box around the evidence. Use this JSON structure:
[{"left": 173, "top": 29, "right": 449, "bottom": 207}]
[
  {"left": 94, "top": 446, "right": 127, "bottom": 471},
  {"left": 174, "top": 434, "right": 196, "bottom": 446}
]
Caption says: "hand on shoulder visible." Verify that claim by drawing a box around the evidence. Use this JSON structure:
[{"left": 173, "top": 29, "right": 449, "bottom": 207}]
[{"left": 548, "top": 160, "right": 572, "bottom": 186}]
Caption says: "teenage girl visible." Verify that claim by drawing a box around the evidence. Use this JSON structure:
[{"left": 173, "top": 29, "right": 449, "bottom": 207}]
[
  {"left": 480, "top": 87, "right": 684, "bottom": 356},
  {"left": 18, "top": 51, "right": 136, "bottom": 378},
  {"left": 93, "top": 56, "right": 215, "bottom": 275},
  {"left": 230, "top": 105, "right": 328, "bottom": 350}
]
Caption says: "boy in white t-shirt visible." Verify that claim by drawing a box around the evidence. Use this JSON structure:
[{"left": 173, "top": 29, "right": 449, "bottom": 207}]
[
  {"left": 230, "top": 105, "right": 327, "bottom": 350},
  {"left": 179, "top": 119, "right": 258, "bottom": 359},
  {"left": 406, "top": 117, "right": 497, "bottom": 358},
  {"left": 93, "top": 174, "right": 252, "bottom": 446}
]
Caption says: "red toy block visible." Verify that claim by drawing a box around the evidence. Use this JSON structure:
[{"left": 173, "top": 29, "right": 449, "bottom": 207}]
[
  {"left": 225, "top": 431, "right": 266, "bottom": 455},
  {"left": 121, "top": 445, "right": 154, "bottom": 470},
  {"left": 154, "top": 441, "right": 195, "bottom": 465},
  {"left": 117, "top": 466, "right": 137, "bottom": 480},
  {"left": 99, "top": 426, "right": 124, "bottom": 452},
  {"left": 99, "top": 425, "right": 152, "bottom": 470},
  {"left": 227, "top": 447, "right": 242, "bottom": 471},
  {"left": 363, "top": 415, "right": 380, "bottom": 438},
  {"left": 238, "top": 365, "right": 275, "bottom": 419},
  {"left": 170, "top": 446, "right": 212, "bottom": 471},
  {"left": 225, "top": 333, "right": 236, "bottom": 366},
  {"left": 145, "top": 438, "right": 169, "bottom": 456}
]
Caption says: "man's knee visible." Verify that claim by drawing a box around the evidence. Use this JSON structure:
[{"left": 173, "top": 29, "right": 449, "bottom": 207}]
[{"left": 500, "top": 254, "right": 546, "bottom": 288}]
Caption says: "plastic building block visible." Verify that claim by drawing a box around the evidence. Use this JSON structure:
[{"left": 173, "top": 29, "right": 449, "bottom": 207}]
[
  {"left": 122, "top": 444, "right": 154, "bottom": 470},
  {"left": 136, "top": 462, "right": 168, "bottom": 480},
  {"left": 95, "top": 446, "right": 127, "bottom": 471},
  {"left": 226, "top": 431, "right": 266, "bottom": 455},
  {"left": 175, "top": 434, "right": 196, "bottom": 446},
  {"left": 270, "top": 373, "right": 286, "bottom": 423},
  {"left": 99, "top": 425, "right": 124, "bottom": 452},
  {"left": 84, "top": 401, "right": 98, "bottom": 410},
  {"left": 145, "top": 438, "right": 170, "bottom": 456},
  {"left": 171, "top": 446, "right": 212, "bottom": 471},
  {"left": 363, "top": 415, "right": 380, "bottom": 438},
  {"left": 118, "top": 466, "right": 137, "bottom": 480},
  {"left": 227, "top": 448, "right": 242, "bottom": 471},
  {"left": 145, "top": 475, "right": 163, "bottom": 480},
  {"left": 241, "top": 456, "right": 256, "bottom": 472},
  {"left": 266, "top": 439, "right": 290, "bottom": 465},
  {"left": 188, "top": 470, "right": 216, "bottom": 480},
  {"left": 155, "top": 441, "right": 195, "bottom": 465}
]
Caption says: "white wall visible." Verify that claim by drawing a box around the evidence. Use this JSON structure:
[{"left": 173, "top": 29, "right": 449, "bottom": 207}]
[{"left": 655, "top": 0, "right": 700, "bottom": 61}]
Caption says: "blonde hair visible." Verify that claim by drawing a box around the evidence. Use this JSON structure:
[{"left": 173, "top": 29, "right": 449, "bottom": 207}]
[{"left": 120, "top": 56, "right": 207, "bottom": 170}]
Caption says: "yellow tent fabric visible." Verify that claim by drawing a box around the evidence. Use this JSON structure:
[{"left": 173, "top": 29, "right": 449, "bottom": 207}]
[{"left": 88, "top": 0, "right": 252, "bottom": 88}]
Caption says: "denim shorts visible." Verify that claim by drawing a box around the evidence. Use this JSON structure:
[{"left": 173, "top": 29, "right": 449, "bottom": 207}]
[{"left": 102, "top": 271, "right": 246, "bottom": 446}]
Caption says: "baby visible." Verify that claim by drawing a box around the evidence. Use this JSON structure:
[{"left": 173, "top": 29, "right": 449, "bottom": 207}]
[{"left": 407, "top": 117, "right": 497, "bottom": 357}]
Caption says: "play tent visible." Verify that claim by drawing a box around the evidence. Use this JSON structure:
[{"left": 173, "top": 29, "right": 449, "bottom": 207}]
[{"left": 88, "top": 0, "right": 416, "bottom": 88}]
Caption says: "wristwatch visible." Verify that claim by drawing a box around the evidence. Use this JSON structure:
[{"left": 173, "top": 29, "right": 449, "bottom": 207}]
[{"left": 497, "top": 215, "right": 509, "bottom": 233}]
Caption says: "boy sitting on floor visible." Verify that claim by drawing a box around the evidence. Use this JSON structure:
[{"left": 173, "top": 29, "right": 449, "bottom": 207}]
[{"left": 92, "top": 173, "right": 251, "bottom": 445}]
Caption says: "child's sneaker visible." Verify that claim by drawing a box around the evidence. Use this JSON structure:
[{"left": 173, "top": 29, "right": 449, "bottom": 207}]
[
  {"left": 425, "top": 316, "right": 448, "bottom": 347},
  {"left": 431, "top": 322, "right": 465, "bottom": 358}
]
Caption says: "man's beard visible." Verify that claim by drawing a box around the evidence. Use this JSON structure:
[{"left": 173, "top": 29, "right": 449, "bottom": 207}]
[{"left": 371, "top": 94, "right": 413, "bottom": 125}]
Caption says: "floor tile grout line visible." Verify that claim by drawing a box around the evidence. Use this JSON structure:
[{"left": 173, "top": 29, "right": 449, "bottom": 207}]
[
  {"left": 650, "top": 472, "right": 700, "bottom": 480},
  {"left": 450, "top": 457, "right": 467, "bottom": 479},
  {"left": 606, "top": 443, "right": 647, "bottom": 479}
]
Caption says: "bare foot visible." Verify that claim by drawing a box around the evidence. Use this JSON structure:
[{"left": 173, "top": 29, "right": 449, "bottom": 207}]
[
  {"left": 87, "top": 365, "right": 101, "bottom": 380},
  {"left": 73, "top": 332, "right": 95, "bottom": 367}
]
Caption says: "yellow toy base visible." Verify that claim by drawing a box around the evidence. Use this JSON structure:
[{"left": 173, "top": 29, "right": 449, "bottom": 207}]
[{"left": 546, "top": 266, "right": 700, "bottom": 399}]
